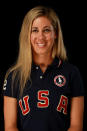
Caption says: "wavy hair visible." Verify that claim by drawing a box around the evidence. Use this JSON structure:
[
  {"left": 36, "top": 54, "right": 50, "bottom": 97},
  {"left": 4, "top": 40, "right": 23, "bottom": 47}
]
[{"left": 5, "top": 6, "right": 67, "bottom": 95}]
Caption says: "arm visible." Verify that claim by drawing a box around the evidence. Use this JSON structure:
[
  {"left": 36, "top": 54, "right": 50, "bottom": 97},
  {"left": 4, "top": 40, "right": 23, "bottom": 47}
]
[
  {"left": 68, "top": 96, "right": 84, "bottom": 131},
  {"left": 4, "top": 96, "right": 19, "bottom": 131}
]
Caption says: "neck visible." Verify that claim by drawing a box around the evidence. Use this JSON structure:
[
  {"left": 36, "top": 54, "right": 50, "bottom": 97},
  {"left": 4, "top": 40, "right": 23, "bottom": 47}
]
[{"left": 33, "top": 53, "right": 53, "bottom": 67}]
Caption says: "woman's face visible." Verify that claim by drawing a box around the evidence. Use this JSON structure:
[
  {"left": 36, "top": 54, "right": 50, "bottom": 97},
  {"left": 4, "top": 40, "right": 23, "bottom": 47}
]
[{"left": 30, "top": 16, "right": 56, "bottom": 57}]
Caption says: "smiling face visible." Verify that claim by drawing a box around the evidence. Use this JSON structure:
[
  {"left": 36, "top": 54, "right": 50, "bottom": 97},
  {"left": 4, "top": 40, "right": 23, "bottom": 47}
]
[{"left": 30, "top": 16, "right": 56, "bottom": 58}]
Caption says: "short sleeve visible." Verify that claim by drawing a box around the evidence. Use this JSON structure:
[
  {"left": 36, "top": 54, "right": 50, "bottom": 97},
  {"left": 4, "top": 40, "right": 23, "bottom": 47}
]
[
  {"left": 70, "top": 66, "right": 84, "bottom": 97},
  {"left": 3, "top": 72, "right": 18, "bottom": 98}
]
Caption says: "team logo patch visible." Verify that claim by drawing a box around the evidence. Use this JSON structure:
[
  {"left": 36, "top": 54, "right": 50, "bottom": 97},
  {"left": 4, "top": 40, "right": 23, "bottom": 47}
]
[{"left": 54, "top": 75, "right": 66, "bottom": 87}]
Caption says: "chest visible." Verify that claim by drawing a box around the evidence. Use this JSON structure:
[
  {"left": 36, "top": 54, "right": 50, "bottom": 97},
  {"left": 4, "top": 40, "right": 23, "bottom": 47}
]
[{"left": 17, "top": 69, "right": 71, "bottom": 116}]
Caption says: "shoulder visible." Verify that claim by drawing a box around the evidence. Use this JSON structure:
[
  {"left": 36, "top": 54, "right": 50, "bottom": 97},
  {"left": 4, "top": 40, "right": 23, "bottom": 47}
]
[
  {"left": 5, "top": 70, "right": 19, "bottom": 82},
  {"left": 3, "top": 71, "right": 13, "bottom": 89},
  {"left": 62, "top": 60, "right": 83, "bottom": 87},
  {"left": 3, "top": 69, "right": 20, "bottom": 91},
  {"left": 62, "top": 60, "right": 80, "bottom": 75},
  {"left": 3, "top": 70, "right": 20, "bottom": 98},
  {"left": 60, "top": 60, "right": 83, "bottom": 84}
]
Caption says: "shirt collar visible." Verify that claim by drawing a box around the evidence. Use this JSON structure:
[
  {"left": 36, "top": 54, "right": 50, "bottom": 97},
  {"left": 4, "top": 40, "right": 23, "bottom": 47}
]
[{"left": 32, "top": 56, "right": 62, "bottom": 69}]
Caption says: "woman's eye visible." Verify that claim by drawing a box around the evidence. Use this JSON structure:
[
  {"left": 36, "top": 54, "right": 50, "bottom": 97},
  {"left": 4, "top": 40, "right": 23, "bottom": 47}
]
[
  {"left": 31, "top": 29, "right": 38, "bottom": 33},
  {"left": 44, "top": 29, "right": 51, "bottom": 32}
]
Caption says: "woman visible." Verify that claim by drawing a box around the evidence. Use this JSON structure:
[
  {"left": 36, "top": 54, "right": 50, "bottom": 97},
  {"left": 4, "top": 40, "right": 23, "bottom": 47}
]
[{"left": 3, "top": 6, "right": 84, "bottom": 131}]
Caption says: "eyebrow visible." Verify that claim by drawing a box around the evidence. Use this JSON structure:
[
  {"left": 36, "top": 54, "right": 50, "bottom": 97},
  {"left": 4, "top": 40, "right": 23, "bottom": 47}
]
[
  {"left": 32, "top": 26, "right": 51, "bottom": 29},
  {"left": 32, "top": 27, "right": 38, "bottom": 29},
  {"left": 43, "top": 26, "right": 51, "bottom": 28}
]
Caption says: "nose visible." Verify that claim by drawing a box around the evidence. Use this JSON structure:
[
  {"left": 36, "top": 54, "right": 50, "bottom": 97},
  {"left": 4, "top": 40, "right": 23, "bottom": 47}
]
[{"left": 38, "top": 31, "right": 45, "bottom": 40}]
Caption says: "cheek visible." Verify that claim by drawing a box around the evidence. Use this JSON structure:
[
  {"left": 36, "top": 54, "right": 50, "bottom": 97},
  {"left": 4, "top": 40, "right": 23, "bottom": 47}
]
[
  {"left": 47, "top": 33, "right": 55, "bottom": 43},
  {"left": 30, "top": 34, "right": 35, "bottom": 44}
]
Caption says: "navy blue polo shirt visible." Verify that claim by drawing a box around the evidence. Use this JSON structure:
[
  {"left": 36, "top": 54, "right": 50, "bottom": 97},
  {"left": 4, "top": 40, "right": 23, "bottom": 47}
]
[{"left": 3, "top": 57, "right": 84, "bottom": 131}]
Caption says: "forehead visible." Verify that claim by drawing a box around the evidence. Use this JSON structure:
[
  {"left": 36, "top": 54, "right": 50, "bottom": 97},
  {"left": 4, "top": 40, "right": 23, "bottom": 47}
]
[{"left": 32, "top": 16, "right": 52, "bottom": 27}]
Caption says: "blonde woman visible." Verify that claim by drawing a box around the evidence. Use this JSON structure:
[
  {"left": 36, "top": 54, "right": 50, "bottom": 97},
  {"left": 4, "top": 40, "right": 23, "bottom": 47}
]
[{"left": 3, "top": 6, "right": 84, "bottom": 131}]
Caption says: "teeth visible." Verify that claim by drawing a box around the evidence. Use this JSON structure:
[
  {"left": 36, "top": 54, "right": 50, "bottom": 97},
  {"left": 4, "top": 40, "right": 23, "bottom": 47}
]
[{"left": 37, "top": 43, "right": 45, "bottom": 47}]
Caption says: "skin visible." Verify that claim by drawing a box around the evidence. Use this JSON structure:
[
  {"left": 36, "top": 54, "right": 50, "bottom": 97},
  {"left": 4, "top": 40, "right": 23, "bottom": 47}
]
[
  {"left": 4, "top": 16, "right": 84, "bottom": 131},
  {"left": 68, "top": 97, "right": 84, "bottom": 131},
  {"left": 4, "top": 96, "right": 18, "bottom": 131}
]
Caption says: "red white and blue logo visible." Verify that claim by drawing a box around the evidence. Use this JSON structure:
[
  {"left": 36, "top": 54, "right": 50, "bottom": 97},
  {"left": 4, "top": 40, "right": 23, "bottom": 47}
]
[{"left": 54, "top": 75, "right": 66, "bottom": 87}]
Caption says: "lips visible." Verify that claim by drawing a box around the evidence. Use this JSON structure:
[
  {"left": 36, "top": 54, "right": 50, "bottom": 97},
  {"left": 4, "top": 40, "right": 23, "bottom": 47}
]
[{"left": 37, "top": 43, "right": 46, "bottom": 47}]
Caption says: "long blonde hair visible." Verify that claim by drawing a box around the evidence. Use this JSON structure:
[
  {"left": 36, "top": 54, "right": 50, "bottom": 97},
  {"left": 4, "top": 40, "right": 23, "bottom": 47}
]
[{"left": 5, "top": 6, "right": 67, "bottom": 95}]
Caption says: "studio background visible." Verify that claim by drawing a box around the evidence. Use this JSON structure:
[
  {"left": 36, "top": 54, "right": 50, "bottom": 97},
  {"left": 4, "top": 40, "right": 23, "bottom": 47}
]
[{"left": 0, "top": 0, "right": 86, "bottom": 130}]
